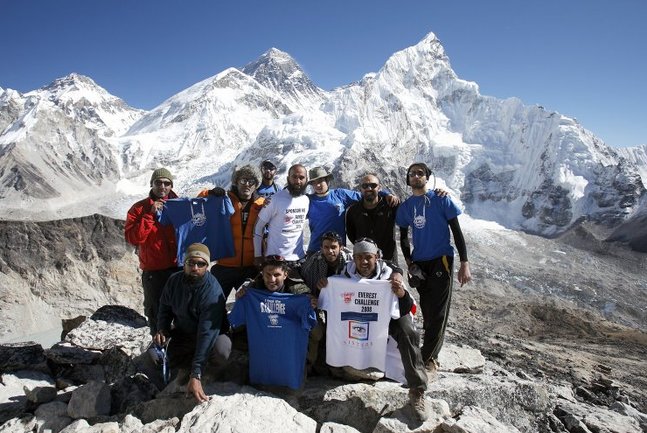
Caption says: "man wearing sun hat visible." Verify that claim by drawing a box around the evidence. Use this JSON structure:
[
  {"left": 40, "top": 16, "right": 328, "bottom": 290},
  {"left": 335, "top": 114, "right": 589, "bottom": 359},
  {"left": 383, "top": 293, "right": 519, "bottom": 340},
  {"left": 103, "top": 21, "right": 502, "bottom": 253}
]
[
  {"left": 125, "top": 167, "right": 179, "bottom": 336},
  {"left": 154, "top": 243, "right": 231, "bottom": 403},
  {"left": 306, "top": 166, "right": 399, "bottom": 255}
]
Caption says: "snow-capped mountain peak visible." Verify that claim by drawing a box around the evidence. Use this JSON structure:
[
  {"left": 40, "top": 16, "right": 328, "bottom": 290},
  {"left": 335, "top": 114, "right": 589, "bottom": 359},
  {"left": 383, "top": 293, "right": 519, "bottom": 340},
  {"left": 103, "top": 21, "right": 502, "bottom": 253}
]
[
  {"left": 0, "top": 33, "right": 645, "bottom": 243},
  {"left": 241, "top": 48, "right": 326, "bottom": 109}
]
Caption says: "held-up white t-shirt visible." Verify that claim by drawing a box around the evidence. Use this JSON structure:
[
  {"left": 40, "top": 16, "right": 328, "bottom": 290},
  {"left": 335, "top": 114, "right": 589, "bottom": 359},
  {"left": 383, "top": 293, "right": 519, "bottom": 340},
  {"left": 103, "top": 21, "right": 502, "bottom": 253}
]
[
  {"left": 253, "top": 189, "right": 309, "bottom": 261},
  {"left": 319, "top": 277, "right": 400, "bottom": 371}
]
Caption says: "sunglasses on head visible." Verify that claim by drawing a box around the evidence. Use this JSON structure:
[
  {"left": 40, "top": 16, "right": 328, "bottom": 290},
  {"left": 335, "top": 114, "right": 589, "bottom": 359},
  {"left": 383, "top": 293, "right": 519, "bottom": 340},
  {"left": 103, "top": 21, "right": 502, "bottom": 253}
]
[
  {"left": 356, "top": 237, "right": 377, "bottom": 245},
  {"left": 322, "top": 231, "right": 342, "bottom": 243},
  {"left": 361, "top": 182, "right": 378, "bottom": 190},
  {"left": 154, "top": 180, "right": 172, "bottom": 187}
]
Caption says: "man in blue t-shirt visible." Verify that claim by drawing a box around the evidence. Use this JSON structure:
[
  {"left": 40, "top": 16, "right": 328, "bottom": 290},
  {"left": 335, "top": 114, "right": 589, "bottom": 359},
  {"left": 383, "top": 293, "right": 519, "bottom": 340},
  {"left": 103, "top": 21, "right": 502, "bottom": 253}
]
[
  {"left": 230, "top": 257, "right": 316, "bottom": 389},
  {"left": 306, "top": 166, "right": 399, "bottom": 255},
  {"left": 395, "top": 162, "right": 472, "bottom": 375},
  {"left": 256, "top": 159, "right": 281, "bottom": 198}
]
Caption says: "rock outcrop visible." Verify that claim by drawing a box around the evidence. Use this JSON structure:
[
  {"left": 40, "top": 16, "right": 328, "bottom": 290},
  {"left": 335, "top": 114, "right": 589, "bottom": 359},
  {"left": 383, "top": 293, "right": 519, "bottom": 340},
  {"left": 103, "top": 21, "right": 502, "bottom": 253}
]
[{"left": 1, "top": 305, "right": 645, "bottom": 433}]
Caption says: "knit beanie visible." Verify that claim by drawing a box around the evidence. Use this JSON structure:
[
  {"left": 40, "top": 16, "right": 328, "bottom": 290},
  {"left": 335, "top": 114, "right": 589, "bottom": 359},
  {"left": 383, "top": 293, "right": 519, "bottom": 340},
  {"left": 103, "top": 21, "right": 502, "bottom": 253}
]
[
  {"left": 150, "top": 168, "right": 174, "bottom": 186},
  {"left": 232, "top": 164, "right": 260, "bottom": 187},
  {"left": 185, "top": 243, "right": 210, "bottom": 264}
]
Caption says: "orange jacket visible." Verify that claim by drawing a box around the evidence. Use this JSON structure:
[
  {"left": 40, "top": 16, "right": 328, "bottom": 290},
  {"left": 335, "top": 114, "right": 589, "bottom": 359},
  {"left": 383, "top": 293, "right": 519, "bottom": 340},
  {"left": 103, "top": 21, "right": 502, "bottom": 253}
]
[
  {"left": 198, "top": 189, "right": 265, "bottom": 267},
  {"left": 124, "top": 191, "right": 178, "bottom": 271}
]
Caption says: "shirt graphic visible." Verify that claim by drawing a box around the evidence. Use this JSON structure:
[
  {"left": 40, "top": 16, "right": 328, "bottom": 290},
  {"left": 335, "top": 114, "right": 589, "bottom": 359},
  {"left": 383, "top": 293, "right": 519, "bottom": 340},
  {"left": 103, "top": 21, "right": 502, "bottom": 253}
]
[
  {"left": 159, "top": 196, "right": 235, "bottom": 263},
  {"left": 318, "top": 278, "right": 399, "bottom": 371},
  {"left": 229, "top": 288, "right": 316, "bottom": 389}
]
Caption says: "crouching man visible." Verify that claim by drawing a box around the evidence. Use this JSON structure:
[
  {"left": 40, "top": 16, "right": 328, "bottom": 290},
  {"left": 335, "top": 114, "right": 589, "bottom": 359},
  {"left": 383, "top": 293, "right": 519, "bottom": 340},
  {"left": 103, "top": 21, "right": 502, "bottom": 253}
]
[{"left": 154, "top": 243, "right": 231, "bottom": 403}]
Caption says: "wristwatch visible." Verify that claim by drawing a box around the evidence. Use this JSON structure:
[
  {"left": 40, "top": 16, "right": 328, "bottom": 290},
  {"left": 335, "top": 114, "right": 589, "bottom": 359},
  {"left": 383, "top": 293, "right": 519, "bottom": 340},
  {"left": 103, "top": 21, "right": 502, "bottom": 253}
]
[{"left": 190, "top": 372, "right": 201, "bottom": 381}]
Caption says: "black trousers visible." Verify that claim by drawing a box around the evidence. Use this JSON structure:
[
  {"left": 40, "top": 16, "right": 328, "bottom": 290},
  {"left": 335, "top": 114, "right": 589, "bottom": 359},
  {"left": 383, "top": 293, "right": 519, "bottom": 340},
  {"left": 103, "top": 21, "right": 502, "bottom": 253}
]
[
  {"left": 142, "top": 267, "right": 178, "bottom": 335},
  {"left": 211, "top": 264, "right": 258, "bottom": 299},
  {"left": 415, "top": 255, "right": 454, "bottom": 363}
]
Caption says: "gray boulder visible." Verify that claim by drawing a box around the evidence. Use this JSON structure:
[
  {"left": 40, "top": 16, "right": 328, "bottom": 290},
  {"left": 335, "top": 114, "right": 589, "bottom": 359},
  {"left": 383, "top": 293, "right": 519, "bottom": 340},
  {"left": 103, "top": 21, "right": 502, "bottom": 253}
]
[
  {"left": 441, "top": 406, "right": 522, "bottom": 433},
  {"left": 66, "top": 381, "right": 111, "bottom": 419},
  {"left": 34, "top": 400, "right": 73, "bottom": 433}
]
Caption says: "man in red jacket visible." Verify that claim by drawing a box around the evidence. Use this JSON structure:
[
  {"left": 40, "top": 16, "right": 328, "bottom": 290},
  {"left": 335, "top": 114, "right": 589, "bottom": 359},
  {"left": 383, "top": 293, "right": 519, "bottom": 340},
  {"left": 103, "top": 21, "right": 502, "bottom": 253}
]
[{"left": 125, "top": 168, "right": 179, "bottom": 335}]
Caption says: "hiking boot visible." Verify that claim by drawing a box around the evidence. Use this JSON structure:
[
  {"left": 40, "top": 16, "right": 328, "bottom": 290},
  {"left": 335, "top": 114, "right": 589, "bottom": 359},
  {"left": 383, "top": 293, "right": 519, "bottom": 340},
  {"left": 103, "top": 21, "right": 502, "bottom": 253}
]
[
  {"left": 408, "top": 388, "right": 429, "bottom": 421},
  {"left": 425, "top": 358, "right": 439, "bottom": 379}
]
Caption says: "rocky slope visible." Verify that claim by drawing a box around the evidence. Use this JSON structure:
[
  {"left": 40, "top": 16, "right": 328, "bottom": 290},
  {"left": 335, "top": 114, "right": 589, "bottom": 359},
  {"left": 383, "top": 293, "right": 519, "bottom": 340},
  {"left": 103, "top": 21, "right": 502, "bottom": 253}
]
[{"left": 0, "top": 214, "right": 141, "bottom": 342}]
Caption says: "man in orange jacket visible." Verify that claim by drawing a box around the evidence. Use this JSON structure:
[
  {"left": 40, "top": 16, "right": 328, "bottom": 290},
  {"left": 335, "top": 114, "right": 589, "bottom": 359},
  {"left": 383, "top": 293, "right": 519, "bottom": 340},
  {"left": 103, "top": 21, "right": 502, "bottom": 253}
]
[
  {"left": 125, "top": 168, "right": 179, "bottom": 335},
  {"left": 198, "top": 165, "right": 265, "bottom": 300}
]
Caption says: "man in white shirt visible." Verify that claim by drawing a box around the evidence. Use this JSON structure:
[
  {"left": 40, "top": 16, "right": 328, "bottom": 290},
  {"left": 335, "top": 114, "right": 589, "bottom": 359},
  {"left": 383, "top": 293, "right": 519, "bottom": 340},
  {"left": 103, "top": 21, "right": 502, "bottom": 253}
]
[{"left": 253, "top": 164, "right": 309, "bottom": 265}]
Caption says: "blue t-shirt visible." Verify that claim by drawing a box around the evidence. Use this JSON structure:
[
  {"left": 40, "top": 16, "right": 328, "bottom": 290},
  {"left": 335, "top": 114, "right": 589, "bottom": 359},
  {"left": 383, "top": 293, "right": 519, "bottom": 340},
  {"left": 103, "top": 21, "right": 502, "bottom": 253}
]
[
  {"left": 395, "top": 191, "right": 462, "bottom": 261},
  {"left": 256, "top": 182, "right": 280, "bottom": 198},
  {"left": 159, "top": 197, "right": 235, "bottom": 263},
  {"left": 229, "top": 288, "right": 316, "bottom": 389},
  {"left": 307, "top": 188, "right": 361, "bottom": 253}
]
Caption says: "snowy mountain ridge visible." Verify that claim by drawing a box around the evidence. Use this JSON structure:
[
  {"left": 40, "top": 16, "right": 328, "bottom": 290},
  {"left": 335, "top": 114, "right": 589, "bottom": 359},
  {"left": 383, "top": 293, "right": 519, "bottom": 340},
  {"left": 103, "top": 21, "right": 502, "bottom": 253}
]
[{"left": 0, "top": 32, "right": 644, "bottom": 240}]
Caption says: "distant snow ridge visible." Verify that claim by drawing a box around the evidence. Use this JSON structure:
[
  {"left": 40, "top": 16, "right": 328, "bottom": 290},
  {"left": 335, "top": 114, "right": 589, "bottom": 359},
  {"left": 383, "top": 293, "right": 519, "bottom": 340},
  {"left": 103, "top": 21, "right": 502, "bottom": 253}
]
[{"left": 0, "top": 32, "right": 645, "bottom": 238}]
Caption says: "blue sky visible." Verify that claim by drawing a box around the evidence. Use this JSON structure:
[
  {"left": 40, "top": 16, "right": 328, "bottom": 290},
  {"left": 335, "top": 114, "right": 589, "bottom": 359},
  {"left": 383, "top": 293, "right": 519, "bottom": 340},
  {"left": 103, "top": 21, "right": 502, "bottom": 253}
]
[{"left": 1, "top": 0, "right": 645, "bottom": 147}]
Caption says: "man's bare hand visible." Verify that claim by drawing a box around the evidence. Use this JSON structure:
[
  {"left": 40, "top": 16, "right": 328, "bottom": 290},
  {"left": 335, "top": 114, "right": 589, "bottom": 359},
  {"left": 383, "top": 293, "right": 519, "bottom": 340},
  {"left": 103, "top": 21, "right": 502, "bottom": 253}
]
[{"left": 187, "top": 377, "right": 209, "bottom": 403}]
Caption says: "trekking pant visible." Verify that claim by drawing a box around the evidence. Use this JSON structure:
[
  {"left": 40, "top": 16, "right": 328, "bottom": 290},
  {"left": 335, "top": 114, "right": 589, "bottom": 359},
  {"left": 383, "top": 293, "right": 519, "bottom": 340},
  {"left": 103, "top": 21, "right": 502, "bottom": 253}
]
[
  {"left": 389, "top": 314, "right": 428, "bottom": 390},
  {"left": 168, "top": 330, "right": 232, "bottom": 372},
  {"left": 142, "top": 267, "right": 178, "bottom": 335},
  {"left": 415, "top": 255, "right": 454, "bottom": 363}
]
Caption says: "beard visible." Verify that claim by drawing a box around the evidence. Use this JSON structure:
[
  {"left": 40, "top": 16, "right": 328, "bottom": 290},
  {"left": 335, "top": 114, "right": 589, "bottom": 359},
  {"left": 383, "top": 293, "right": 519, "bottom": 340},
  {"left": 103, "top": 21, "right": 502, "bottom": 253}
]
[
  {"left": 184, "top": 273, "right": 205, "bottom": 285},
  {"left": 287, "top": 182, "right": 307, "bottom": 197}
]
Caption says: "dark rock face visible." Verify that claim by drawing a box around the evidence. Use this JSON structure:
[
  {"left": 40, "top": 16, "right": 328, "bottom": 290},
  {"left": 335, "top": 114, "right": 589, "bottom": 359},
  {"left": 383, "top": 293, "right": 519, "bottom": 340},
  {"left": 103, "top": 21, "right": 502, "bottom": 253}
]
[
  {"left": 0, "top": 342, "right": 46, "bottom": 373},
  {"left": 0, "top": 214, "right": 142, "bottom": 341},
  {"left": 0, "top": 214, "right": 129, "bottom": 277}
]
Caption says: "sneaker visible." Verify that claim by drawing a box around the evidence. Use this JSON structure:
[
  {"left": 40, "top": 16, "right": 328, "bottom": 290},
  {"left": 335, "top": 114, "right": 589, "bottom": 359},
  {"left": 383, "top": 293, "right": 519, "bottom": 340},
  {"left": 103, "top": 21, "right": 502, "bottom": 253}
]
[{"left": 408, "top": 388, "right": 429, "bottom": 421}]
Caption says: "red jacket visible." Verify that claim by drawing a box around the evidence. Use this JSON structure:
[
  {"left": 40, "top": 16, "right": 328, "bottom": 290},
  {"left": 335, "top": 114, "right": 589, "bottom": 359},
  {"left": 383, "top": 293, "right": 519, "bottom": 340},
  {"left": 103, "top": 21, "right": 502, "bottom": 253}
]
[
  {"left": 125, "top": 191, "right": 178, "bottom": 271},
  {"left": 198, "top": 189, "right": 264, "bottom": 267}
]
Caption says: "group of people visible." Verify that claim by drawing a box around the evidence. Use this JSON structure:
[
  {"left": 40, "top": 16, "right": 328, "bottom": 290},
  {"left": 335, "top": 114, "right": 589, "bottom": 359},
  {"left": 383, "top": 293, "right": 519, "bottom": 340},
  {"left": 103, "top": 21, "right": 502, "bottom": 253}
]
[{"left": 124, "top": 159, "right": 471, "bottom": 420}]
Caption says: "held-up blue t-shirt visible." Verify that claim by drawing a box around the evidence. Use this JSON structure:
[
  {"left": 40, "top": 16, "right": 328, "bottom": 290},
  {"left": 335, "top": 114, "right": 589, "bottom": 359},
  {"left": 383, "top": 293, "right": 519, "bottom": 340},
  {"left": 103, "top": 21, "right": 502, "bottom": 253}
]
[
  {"left": 159, "top": 196, "right": 235, "bottom": 264},
  {"left": 395, "top": 191, "right": 462, "bottom": 261},
  {"left": 229, "top": 288, "right": 316, "bottom": 389}
]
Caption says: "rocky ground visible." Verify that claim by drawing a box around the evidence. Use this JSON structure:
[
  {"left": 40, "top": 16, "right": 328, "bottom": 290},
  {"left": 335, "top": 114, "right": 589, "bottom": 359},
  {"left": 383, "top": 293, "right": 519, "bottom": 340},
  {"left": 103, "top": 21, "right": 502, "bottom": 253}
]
[{"left": 0, "top": 215, "right": 645, "bottom": 432}]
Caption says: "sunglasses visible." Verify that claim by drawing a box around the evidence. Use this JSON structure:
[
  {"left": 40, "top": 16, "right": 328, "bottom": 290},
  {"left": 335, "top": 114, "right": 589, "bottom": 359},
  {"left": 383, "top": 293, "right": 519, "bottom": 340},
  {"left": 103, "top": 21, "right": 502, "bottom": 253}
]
[
  {"left": 322, "top": 231, "right": 342, "bottom": 243},
  {"left": 261, "top": 166, "right": 276, "bottom": 171},
  {"left": 356, "top": 237, "right": 378, "bottom": 245},
  {"left": 407, "top": 170, "right": 427, "bottom": 178},
  {"left": 265, "top": 255, "right": 286, "bottom": 262},
  {"left": 238, "top": 178, "right": 257, "bottom": 186},
  {"left": 186, "top": 260, "right": 208, "bottom": 268},
  {"left": 361, "top": 182, "right": 378, "bottom": 190},
  {"left": 154, "top": 180, "right": 172, "bottom": 187}
]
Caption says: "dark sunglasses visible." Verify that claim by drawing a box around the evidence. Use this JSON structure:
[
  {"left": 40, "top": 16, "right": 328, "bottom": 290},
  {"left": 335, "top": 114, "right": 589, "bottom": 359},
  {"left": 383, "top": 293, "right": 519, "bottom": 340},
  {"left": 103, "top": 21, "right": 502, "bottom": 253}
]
[
  {"left": 154, "top": 180, "right": 172, "bottom": 187},
  {"left": 238, "top": 178, "right": 257, "bottom": 186},
  {"left": 265, "top": 255, "right": 286, "bottom": 262},
  {"left": 186, "top": 260, "right": 208, "bottom": 268},
  {"left": 361, "top": 182, "right": 378, "bottom": 190}
]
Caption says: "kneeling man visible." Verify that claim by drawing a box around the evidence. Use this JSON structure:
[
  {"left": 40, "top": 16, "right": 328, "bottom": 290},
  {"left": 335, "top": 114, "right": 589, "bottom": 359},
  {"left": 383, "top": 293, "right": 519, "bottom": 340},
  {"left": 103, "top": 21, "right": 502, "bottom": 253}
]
[{"left": 154, "top": 243, "right": 231, "bottom": 403}]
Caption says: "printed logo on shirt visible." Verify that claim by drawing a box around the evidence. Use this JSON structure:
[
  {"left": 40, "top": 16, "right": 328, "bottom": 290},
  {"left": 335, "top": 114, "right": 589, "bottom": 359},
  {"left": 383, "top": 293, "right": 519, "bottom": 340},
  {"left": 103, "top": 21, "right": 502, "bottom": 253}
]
[
  {"left": 268, "top": 314, "right": 280, "bottom": 327},
  {"left": 343, "top": 292, "right": 354, "bottom": 304},
  {"left": 413, "top": 214, "right": 426, "bottom": 229},
  {"left": 260, "top": 299, "right": 286, "bottom": 315},
  {"left": 349, "top": 321, "right": 369, "bottom": 340}
]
